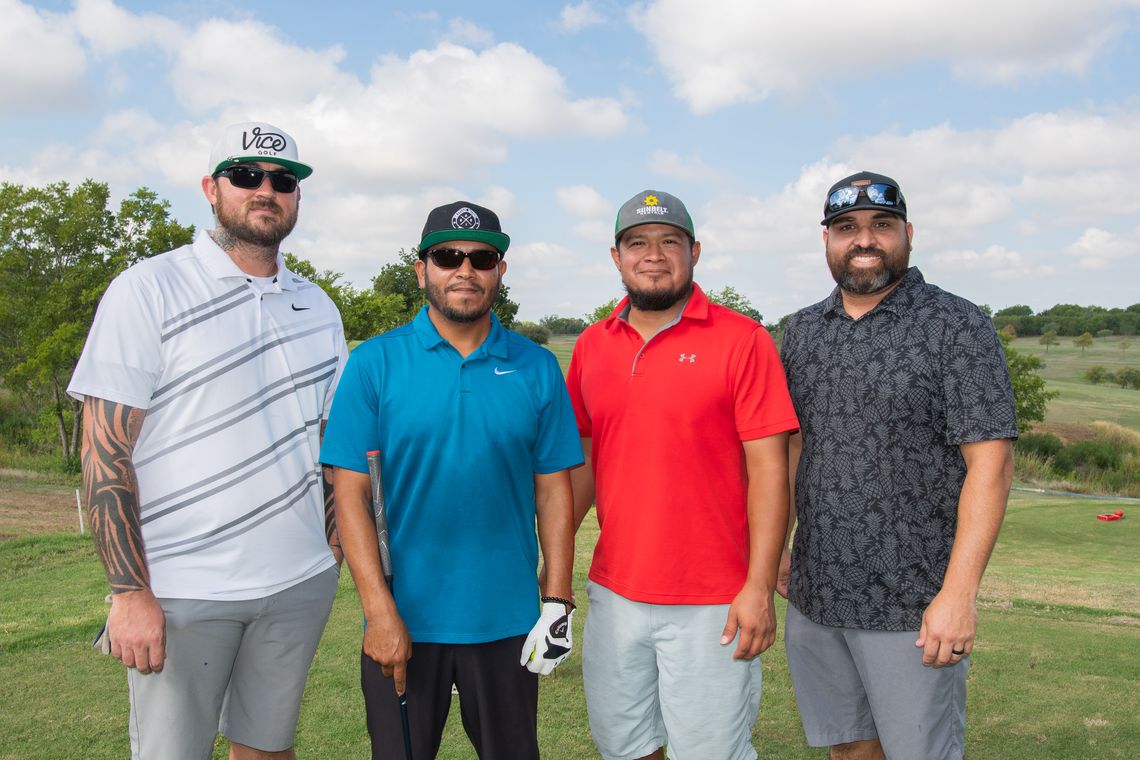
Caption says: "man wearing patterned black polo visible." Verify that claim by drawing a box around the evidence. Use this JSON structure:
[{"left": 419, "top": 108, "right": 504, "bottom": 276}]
[{"left": 779, "top": 171, "right": 1017, "bottom": 760}]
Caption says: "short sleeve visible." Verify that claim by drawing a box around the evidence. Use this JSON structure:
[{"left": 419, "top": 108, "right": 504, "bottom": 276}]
[
  {"left": 319, "top": 348, "right": 381, "bottom": 473},
  {"left": 941, "top": 309, "right": 1019, "bottom": 445},
  {"left": 67, "top": 269, "right": 164, "bottom": 409}
]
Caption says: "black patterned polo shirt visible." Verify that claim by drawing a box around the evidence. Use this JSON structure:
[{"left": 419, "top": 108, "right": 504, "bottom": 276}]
[{"left": 780, "top": 267, "right": 1018, "bottom": 631}]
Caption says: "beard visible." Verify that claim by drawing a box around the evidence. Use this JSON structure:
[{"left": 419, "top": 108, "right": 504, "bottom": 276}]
[
  {"left": 213, "top": 193, "right": 298, "bottom": 249},
  {"left": 623, "top": 268, "right": 694, "bottom": 312},
  {"left": 425, "top": 275, "right": 500, "bottom": 323},
  {"left": 828, "top": 240, "right": 911, "bottom": 295}
]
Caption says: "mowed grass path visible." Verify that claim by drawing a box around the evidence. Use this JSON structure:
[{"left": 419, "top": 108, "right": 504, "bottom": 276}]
[
  {"left": 2, "top": 491, "right": 1137, "bottom": 759},
  {"left": 1009, "top": 336, "right": 1140, "bottom": 431}
]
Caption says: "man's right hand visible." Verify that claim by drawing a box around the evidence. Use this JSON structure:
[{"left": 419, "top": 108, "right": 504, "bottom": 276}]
[
  {"left": 776, "top": 548, "right": 791, "bottom": 599},
  {"left": 364, "top": 612, "right": 413, "bottom": 695},
  {"left": 108, "top": 589, "right": 166, "bottom": 674}
]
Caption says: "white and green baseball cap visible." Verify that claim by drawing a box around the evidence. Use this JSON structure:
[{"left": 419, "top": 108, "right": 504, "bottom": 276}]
[{"left": 209, "top": 122, "right": 313, "bottom": 180}]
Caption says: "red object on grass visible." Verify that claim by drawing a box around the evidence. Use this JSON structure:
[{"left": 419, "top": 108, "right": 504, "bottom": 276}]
[{"left": 1096, "top": 513, "right": 1121, "bottom": 521}]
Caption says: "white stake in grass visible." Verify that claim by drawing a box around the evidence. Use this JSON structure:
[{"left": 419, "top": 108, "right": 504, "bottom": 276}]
[{"left": 75, "top": 488, "right": 85, "bottom": 534}]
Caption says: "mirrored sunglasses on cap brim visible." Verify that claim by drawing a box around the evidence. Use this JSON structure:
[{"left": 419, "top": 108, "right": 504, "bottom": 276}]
[{"left": 827, "top": 183, "right": 903, "bottom": 213}]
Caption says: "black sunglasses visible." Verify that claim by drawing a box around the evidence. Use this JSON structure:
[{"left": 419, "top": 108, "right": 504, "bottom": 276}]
[
  {"left": 214, "top": 165, "right": 299, "bottom": 193},
  {"left": 423, "top": 247, "right": 501, "bottom": 270},
  {"left": 827, "top": 183, "right": 903, "bottom": 213}
]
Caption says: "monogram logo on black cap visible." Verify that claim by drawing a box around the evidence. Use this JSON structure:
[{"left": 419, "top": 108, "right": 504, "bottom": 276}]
[
  {"left": 242, "top": 127, "right": 287, "bottom": 153},
  {"left": 451, "top": 207, "right": 482, "bottom": 230}
]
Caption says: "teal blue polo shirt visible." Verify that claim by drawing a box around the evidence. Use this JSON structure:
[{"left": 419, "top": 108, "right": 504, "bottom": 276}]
[{"left": 320, "top": 306, "right": 583, "bottom": 643}]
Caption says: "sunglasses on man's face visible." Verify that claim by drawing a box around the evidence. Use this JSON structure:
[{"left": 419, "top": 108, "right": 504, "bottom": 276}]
[
  {"left": 826, "top": 183, "right": 903, "bottom": 213},
  {"left": 423, "top": 247, "right": 502, "bottom": 270},
  {"left": 214, "top": 165, "right": 299, "bottom": 193}
]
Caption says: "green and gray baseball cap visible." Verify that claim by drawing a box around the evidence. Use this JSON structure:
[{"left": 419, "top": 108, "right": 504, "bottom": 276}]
[
  {"left": 209, "top": 122, "right": 313, "bottom": 180},
  {"left": 614, "top": 189, "right": 695, "bottom": 243}
]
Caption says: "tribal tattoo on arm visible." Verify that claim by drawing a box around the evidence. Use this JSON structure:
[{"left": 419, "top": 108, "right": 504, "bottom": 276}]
[{"left": 81, "top": 397, "right": 149, "bottom": 594}]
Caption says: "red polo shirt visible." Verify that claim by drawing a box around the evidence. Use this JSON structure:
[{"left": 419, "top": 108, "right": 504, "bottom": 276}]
[{"left": 567, "top": 283, "right": 799, "bottom": 604}]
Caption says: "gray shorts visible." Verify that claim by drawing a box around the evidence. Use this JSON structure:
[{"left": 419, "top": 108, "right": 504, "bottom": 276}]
[
  {"left": 127, "top": 567, "right": 338, "bottom": 760},
  {"left": 582, "top": 581, "right": 761, "bottom": 760},
  {"left": 784, "top": 603, "right": 967, "bottom": 759}
]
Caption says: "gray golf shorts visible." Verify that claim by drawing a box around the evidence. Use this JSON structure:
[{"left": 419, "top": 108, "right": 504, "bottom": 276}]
[
  {"left": 784, "top": 603, "right": 967, "bottom": 760},
  {"left": 127, "top": 566, "right": 338, "bottom": 759},
  {"left": 582, "top": 581, "right": 761, "bottom": 760}
]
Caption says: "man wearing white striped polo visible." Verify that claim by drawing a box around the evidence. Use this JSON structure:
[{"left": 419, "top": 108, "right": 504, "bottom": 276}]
[{"left": 68, "top": 122, "right": 347, "bottom": 760}]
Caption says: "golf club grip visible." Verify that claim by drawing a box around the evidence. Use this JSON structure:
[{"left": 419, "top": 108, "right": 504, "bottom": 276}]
[{"left": 365, "top": 450, "right": 394, "bottom": 586}]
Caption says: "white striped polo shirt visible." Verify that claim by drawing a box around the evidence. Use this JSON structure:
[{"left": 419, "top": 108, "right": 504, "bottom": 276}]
[{"left": 69, "top": 230, "right": 347, "bottom": 600}]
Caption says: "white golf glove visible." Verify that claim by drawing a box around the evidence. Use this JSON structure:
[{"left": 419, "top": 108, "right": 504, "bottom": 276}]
[{"left": 520, "top": 601, "right": 574, "bottom": 675}]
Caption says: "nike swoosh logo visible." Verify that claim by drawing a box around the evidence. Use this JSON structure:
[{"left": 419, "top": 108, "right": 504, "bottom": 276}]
[
  {"left": 291, "top": 304, "right": 310, "bottom": 311},
  {"left": 494, "top": 367, "right": 518, "bottom": 375}
]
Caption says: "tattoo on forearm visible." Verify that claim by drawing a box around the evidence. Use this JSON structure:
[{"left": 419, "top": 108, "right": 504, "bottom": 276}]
[{"left": 81, "top": 397, "right": 149, "bottom": 594}]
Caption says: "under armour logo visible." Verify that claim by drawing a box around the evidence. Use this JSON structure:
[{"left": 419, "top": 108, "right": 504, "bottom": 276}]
[{"left": 678, "top": 353, "right": 696, "bottom": 363}]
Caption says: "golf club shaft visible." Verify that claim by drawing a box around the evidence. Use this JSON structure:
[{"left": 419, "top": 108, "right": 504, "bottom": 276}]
[{"left": 365, "top": 450, "right": 412, "bottom": 759}]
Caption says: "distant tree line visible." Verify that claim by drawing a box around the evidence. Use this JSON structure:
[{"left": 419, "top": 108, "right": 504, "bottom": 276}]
[{"left": 991, "top": 303, "right": 1140, "bottom": 337}]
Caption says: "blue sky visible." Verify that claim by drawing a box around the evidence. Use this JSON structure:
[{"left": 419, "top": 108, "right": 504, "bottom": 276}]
[{"left": 3, "top": 0, "right": 1139, "bottom": 322}]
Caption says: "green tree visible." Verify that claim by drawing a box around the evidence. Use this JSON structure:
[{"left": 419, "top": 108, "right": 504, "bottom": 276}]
[
  {"left": 1039, "top": 331, "right": 1059, "bottom": 352},
  {"left": 1073, "top": 332, "right": 1094, "bottom": 352},
  {"left": 0, "top": 181, "right": 193, "bottom": 461},
  {"left": 1121, "top": 339, "right": 1133, "bottom": 353},
  {"left": 539, "top": 315, "right": 588, "bottom": 335},
  {"left": 284, "top": 253, "right": 404, "bottom": 341},
  {"left": 999, "top": 333, "right": 1058, "bottom": 431},
  {"left": 586, "top": 298, "right": 619, "bottom": 324},
  {"left": 1097, "top": 328, "right": 1114, "bottom": 340},
  {"left": 995, "top": 304, "right": 1033, "bottom": 317},
  {"left": 706, "top": 285, "right": 763, "bottom": 322},
  {"left": 513, "top": 321, "right": 551, "bottom": 345},
  {"left": 1084, "top": 365, "right": 1111, "bottom": 385},
  {"left": 1115, "top": 367, "right": 1140, "bottom": 390}
]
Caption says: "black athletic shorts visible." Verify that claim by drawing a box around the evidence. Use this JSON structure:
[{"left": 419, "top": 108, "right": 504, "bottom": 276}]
[{"left": 361, "top": 634, "right": 539, "bottom": 760}]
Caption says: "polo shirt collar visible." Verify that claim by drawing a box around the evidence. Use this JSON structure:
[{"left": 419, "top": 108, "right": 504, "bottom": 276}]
[
  {"left": 193, "top": 229, "right": 297, "bottom": 292},
  {"left": 411, "top": 305, "right": 510, "bottom": 359},
  {"left": 825, "top": 266, "right": 925, "bottom": 319}
]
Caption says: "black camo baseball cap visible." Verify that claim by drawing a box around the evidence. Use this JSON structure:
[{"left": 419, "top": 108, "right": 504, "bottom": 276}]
[
  {"left": 614, "top": 190, "right": 695, "bottom": 243},
  {"left": 419, "top": 201, "right": 511, "bottom": 254}
]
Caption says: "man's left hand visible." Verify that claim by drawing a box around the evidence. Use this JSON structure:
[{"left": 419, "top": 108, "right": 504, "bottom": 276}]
[
  {"left": 721, "top": 584, "right": 776, "bottom": 660},
  {"left": 916, "top": 589, "right": 977, "bottom": 667},
  {"left": 521, "top": 602, "right": 573, "bottom": 675}
]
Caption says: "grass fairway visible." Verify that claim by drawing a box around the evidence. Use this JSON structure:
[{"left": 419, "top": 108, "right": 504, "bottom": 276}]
[
  {"left": 2, "top": 492, "right": 1137, "bottom": 759},
  {"left": 1009, "top": 336, "right": 1140, "bottom": 431}
]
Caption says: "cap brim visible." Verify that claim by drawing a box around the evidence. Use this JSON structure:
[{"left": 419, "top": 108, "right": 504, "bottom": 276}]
[
  {"left": 214, "top": 156, "right": 313, "bottom": 180},
  {"left": 420, "top": 229, "right": 511, "bottom": 254},
  {"left": 821, "top": 206, "right": 906, "bottom": 226},
  {"left": 615, "top": 219, "right": 694, "bottom": 242}
]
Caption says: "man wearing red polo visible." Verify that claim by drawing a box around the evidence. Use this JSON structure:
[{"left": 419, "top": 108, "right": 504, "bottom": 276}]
[{"left": 567, "top": 190, "right": 799, "bottom": 760}]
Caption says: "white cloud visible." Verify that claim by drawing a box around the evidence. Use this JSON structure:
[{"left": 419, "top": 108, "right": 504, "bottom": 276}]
[
  {"left": 559, "top": 2, "right": 605, "bottom": 31},
  {"left": 443, "top": 18, "right": 495, "bottom": 48},
  {"left": 169, "top": 19, "right": 351, "bottom": 112},
  {"left": 630, "top": 0, "right": 1140, "bottom": 113},
  {"left": 650, "top": 150, "right": 726, "bottom": 184},
  {"left": 73, "top": 0, "right": 181, "bottom": 57},
  {"left": 556, "top": 185, "right": 610, "bottom": 217},
  {"left": 1065, "top": 227, "right": 1139, "bottom": 269},
  {"left": 927, "top": 245, "right": 1055, "bottom": 281},
  {"left": 0, "top": 0, "right": 87, "bottom": 113}
]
